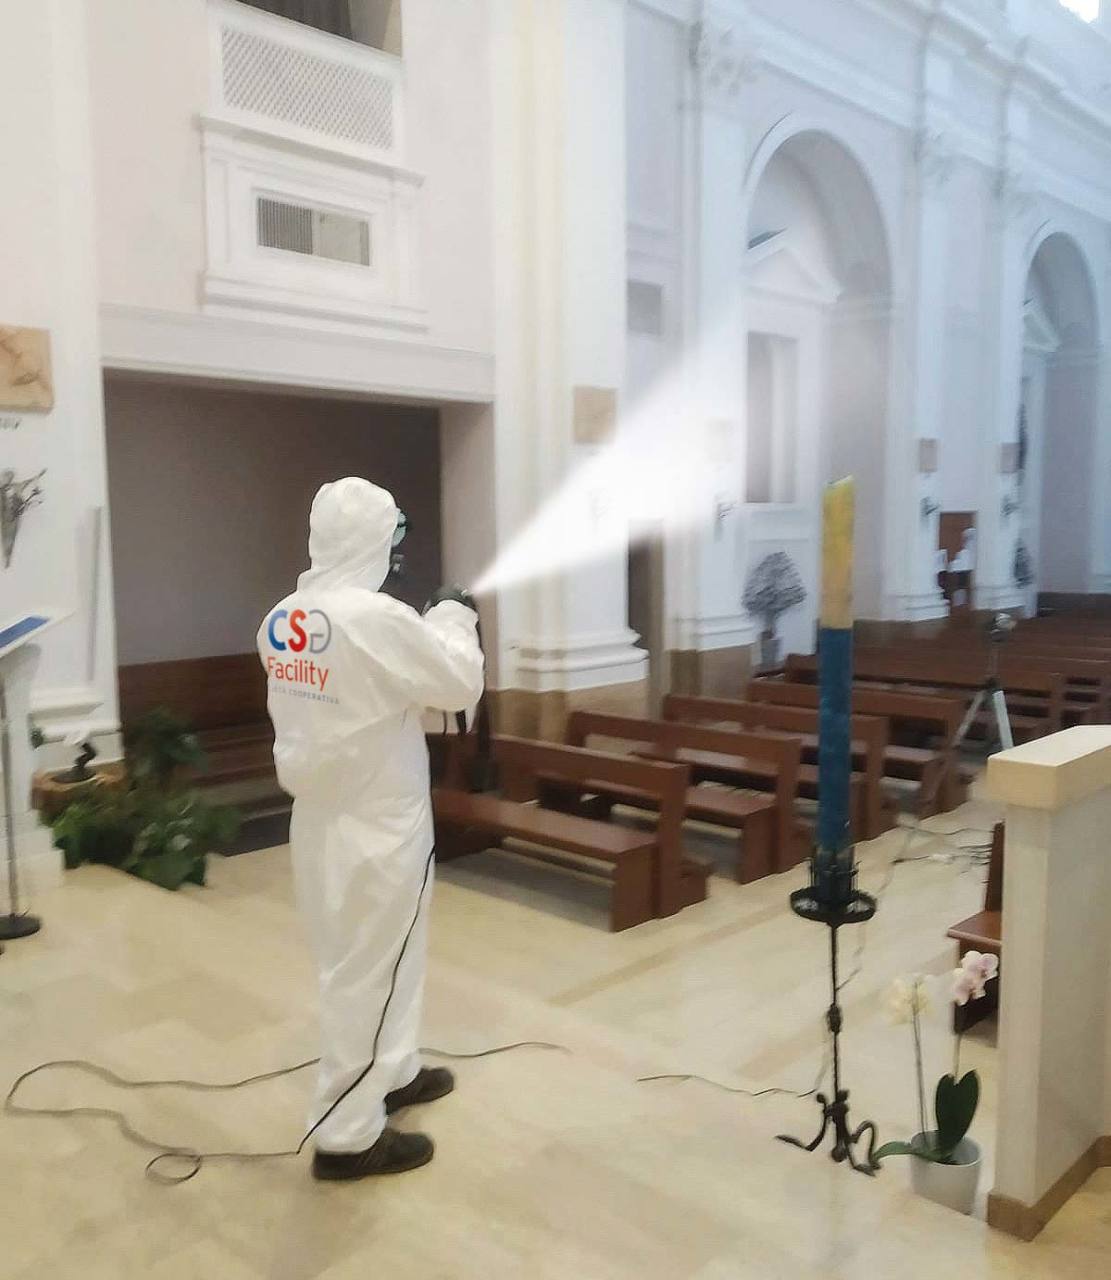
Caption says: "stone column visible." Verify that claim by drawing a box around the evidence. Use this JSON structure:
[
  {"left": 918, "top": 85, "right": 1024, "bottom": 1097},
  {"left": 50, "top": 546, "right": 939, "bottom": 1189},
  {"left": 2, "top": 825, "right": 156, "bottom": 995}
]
[
  {"left": 1086, "top": 261, "right": 1111, "bottom": 591},
  {"left": 488, "top": 0, "right": 645, "bottom": 738},
  {"left": 881, "top": 95, "right": 953, "bottom": 622},
  {"left": 976, "top": 78, "right": 1037, "bottom": 613},
  {"left": 669, "top": 2, "right": 759, "bottom": 695}
]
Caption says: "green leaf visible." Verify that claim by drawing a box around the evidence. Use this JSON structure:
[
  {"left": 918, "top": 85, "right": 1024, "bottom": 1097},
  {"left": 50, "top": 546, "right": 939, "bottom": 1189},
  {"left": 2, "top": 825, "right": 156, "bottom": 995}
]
[
  {"left": 132, "top": 846, "right": 197, "bottom": 891},
  {"left": 935, "top": 1071, "right": 979, "bottom": 1157},
  {"left": 873, "top": 1141, "right": 920, "bottom": 1161}
]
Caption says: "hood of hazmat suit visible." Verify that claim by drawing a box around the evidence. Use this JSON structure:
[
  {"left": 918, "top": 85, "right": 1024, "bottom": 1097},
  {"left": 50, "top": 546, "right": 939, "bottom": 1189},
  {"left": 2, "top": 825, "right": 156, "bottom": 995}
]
[{"left": 257, "top": 477, "right": 484, "bottom": 1155}]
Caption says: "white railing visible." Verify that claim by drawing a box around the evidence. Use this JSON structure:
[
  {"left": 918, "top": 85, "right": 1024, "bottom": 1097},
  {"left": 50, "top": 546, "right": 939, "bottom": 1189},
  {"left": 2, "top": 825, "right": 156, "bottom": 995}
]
[{"left": 207, "top": 0, "right": 404, "bottom": 164}]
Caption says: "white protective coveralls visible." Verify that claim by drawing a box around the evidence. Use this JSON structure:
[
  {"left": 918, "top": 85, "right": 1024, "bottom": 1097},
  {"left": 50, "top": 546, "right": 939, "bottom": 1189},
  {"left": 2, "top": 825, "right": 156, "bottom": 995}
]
[{"left": 257, "top": 478, "right": 484, "bottom": 1153}]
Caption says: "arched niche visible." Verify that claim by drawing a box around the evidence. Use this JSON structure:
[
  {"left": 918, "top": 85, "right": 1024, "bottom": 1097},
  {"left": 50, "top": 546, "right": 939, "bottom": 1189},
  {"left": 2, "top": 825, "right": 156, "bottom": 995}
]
[
  {"left": 743, "top": 128, "right": 893, "bottom": 633},
  {"left": 1020, "top": 231, "right": 1101, "bottom": 599}
]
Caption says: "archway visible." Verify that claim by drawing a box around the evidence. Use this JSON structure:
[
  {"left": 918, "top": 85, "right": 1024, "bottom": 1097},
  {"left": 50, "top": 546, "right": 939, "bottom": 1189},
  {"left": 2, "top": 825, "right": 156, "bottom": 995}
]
[
  {"left": 743, "top": 129, "right": 892, "bottom": 642},
  {"left": 1020, "top": 232, "right": 1100, "bottom": 601}
]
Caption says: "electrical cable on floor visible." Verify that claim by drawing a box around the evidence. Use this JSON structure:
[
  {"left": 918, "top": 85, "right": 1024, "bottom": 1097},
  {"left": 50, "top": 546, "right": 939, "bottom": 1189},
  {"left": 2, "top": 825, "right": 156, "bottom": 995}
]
[
  {"left": 7, "top": 1037, "right": 827, "bottom": 1185},
  {"left": 637, "top": 1028, "right": 831, "bottom": 1102},
  {"left": 4, "top": 1042, "right": 570, "bottom": 1186}
]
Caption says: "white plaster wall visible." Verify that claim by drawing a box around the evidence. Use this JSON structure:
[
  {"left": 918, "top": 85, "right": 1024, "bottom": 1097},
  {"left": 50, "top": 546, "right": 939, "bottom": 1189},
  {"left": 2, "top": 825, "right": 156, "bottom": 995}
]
[
  {"left": 87, "top": 0, "right": 209, "bottom": 317},
  {"left": 0, "top": 0, "right": 119, "bottom": 737},
  {"left": 88, "top": 0, "right": 494, "bottom": 359},
  {"left": 104, "top": 378, "right": 442, "bottom": 665}
]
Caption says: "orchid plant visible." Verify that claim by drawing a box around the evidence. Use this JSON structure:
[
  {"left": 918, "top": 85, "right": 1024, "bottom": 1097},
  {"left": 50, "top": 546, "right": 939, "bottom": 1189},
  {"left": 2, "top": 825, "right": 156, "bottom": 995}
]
[{"left": 875, "top": 950, "right": 999, "bottom": 1165}]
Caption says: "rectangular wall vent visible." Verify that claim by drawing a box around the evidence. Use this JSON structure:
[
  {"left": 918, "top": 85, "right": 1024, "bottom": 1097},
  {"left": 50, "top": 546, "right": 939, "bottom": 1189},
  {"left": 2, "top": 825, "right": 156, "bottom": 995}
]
[
  {"left": 221, "top": 22, "right": 395, "bottom": 152},
  {"left": 627, "top": 280, "right": 665, "bottom": 336},
  {"left": 257, "top": 197, "right": 371, "bottom": 267}
]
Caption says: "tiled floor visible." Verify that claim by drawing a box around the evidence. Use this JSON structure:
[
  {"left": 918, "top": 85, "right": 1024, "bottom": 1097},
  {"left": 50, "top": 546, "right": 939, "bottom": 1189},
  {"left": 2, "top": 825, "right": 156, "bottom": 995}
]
[{"left": 2, "top": 794, "right": 1109, "bottom": 1278}]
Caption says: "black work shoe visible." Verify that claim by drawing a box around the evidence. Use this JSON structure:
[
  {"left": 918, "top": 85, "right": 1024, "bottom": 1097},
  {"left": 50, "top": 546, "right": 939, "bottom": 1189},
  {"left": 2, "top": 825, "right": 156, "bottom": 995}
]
[
  {"left": 385, "top": 1066, "right": 456, "bottom": 1114},
  {"left": 312, "top": 1128, "right": 434, "bottom": 1181}
]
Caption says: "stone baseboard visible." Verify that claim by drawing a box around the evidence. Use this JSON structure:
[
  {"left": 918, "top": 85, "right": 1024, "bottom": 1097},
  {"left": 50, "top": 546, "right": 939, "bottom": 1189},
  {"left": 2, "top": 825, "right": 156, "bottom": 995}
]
[
  {"left": 854, "top": 617, "right": 951, "bottom": 644},
  {"left": 668, "top": 646, "right": 754, "bottom": 699},
  {"left": 490, "top": 681, "right": 649, "bottom": 742},
  {"left": 988, "top": 1135, "right": 1111, "bottom": 1241}
]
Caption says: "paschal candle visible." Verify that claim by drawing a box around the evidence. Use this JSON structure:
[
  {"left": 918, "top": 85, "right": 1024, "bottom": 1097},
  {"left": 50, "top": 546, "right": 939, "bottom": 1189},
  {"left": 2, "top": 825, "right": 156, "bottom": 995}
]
[{"left": 816, "top": 477, "right": 855, "bottom": 899}]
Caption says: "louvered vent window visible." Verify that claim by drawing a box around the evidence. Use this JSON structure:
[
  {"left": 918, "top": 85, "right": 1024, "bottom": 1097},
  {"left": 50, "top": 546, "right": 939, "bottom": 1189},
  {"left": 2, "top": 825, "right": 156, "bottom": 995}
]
[{"left": 257, "top": 197, "right": 371, "bottom": 266}]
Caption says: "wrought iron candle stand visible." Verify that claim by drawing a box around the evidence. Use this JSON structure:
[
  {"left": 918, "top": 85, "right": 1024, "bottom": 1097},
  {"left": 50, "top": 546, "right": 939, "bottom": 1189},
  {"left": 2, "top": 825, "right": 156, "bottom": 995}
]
[{"left": 777, "top": 865, "right": 879, "bottom": 1175}]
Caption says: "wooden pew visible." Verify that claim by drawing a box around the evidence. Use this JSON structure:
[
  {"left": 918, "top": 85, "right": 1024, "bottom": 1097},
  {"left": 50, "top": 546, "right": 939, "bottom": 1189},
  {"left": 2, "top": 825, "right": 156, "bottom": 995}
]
[
  {"left": 661, "top": 693, "right": 894, "bottom": 841},
  {"left": 433, "top": 736, "right": 704, "bottom": 931},
  {"left": 858, "top": 640, "right": 1111, "bottom": 725},
  {"left": 746, "top": 677, "right": 966, "bottom": 815},
  {"left": 783, "top": 651, "right": 1066, "bottom": 740},
  {"left": 562, "top": 710, "right": 805, "bottom": 882},
  {"left": 947, "top": 821, "right": 1003, "bottom": 1032}
]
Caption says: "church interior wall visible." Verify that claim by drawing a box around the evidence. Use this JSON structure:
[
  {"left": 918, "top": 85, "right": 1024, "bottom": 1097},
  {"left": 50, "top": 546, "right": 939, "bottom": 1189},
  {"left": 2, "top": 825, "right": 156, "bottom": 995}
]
[
  {"left": 88, "top": 0, "right": 496, "bottom": 367},
  {"left": 104, "top": 375, "right": 442, "bottom": 667}
]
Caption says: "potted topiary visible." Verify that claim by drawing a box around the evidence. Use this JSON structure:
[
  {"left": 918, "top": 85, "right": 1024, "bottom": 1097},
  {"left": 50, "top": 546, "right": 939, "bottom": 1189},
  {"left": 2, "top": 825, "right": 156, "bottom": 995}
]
[
  {"left": 743, "top": 551, "right": 807, "bottom": 670},
  {"left": 31, "top": 725, "right": 127, "bottom": 822},
  {"left": 875, "top": 952, "right": 999, "bottom": 1214}
]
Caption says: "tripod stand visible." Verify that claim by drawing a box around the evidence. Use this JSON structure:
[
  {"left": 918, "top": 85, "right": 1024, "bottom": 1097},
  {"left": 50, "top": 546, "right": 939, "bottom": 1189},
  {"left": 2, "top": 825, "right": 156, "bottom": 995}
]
[
  {"left": 951, "top": 630, "right": 1014, "bottom": 754},
  {"left": 778, "top": 884, "right": 879, "bottom": 1175}
]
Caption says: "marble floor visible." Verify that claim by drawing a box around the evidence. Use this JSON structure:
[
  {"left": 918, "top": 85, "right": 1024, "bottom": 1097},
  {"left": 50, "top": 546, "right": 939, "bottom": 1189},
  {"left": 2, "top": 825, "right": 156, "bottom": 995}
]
[{"left": 2, "top": 794, "right": 1109, "bottom": 1278}]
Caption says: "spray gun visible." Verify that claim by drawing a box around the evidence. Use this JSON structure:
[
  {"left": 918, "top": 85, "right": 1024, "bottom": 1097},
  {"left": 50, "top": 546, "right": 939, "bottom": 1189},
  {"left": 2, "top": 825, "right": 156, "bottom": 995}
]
[{"left": 423, "top": 586, "right": 495, "bottom": 793}]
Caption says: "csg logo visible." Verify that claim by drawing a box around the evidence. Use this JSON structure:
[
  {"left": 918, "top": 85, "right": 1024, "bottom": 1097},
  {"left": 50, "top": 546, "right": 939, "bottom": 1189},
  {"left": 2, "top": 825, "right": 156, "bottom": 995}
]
[{"left": 268, "top": 608, "right": 332, "bottom": 655}]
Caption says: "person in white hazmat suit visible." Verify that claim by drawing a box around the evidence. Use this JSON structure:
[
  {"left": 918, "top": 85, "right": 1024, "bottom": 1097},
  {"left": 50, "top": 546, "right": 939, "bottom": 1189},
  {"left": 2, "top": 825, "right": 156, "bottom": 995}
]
[{"left": 257, "top": 477, "right": 484, "bottom": 1181}]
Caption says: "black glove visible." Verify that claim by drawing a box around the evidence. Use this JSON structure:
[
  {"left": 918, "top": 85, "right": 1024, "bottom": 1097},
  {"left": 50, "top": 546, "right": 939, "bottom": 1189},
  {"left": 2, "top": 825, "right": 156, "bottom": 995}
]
[{"left": 424, "top": 585, "right": 478, "bottom": 614}]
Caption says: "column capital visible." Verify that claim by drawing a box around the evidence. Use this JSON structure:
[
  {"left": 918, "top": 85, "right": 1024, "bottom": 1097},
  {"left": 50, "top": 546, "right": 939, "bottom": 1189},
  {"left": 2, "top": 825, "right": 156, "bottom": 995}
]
[
  {"left": 688, "top": 8, "right": 760, "bottom": 114},
  {"left": 915, "top": 126, "right": 955, "bottom": 192},
  {"left": 995, "top": 165, "right": 1037, "bottom": 222}
]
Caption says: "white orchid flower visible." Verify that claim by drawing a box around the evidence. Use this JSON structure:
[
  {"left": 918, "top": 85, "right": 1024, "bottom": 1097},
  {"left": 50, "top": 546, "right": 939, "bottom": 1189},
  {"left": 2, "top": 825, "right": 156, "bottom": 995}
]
[{"left": 886, "top": 975, "right": 932, "bottom": 1024}]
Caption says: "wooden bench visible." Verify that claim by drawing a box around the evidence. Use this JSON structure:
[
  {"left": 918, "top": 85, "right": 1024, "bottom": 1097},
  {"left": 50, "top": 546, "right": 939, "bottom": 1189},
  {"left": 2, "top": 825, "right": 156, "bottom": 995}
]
[
  {"left": 947, "top": 822, "right": 1003, "bottom": 1032},
  {"left": 434, "top": 735, "right": 708, "bottom": 928},
  {"left": 661, "top": 693, "right": 894, "bottom": 841},
  {"left": 861, "top": 640, "right": 1111, "bottom": 725},
  {"left": 746, "top": 677, "right": 966, "bottom": 815},
  {"left": 433, "top": 788, "right": 660, "bottom": 932},
  {"left": 849, "top": 642, "right": 1104, "bottom": 727},
  {"left": 563, "top": 711, "right": 805, "bottom": 882},
  {"left": 784, "top": 651, "right": 1065, "bottom": 741},
  {"left": 118, "top": 653, "right": 279, "bottom": 791}
]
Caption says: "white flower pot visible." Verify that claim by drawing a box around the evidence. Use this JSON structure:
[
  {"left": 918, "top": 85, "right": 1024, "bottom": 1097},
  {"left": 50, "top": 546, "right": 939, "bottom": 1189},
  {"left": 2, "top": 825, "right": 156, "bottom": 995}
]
[{"left": 908, "top": 1133, "right": 981, "bottom": 1215}]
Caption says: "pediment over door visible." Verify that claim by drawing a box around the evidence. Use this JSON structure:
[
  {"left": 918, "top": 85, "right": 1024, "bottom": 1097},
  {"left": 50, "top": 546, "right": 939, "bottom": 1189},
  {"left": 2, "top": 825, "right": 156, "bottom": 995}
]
[{"left": 744, "top": 230, "right": 842, "bottom": 306}]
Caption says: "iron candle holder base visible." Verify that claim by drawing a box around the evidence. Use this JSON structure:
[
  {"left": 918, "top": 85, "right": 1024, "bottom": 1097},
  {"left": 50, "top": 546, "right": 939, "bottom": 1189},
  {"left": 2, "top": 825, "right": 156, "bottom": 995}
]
[
  {"left": 778, "top": 880, "right": 880, "bottom": 1177},
  {"left": 0, "top": 911, "right": 41, "bottom": 940}
]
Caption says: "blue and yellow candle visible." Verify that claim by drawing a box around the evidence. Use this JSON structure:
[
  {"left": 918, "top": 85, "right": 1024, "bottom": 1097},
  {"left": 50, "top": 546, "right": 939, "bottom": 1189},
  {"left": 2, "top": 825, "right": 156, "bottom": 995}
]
[{"left": 815, "top": 477, "right": 855, "bottom": 903}]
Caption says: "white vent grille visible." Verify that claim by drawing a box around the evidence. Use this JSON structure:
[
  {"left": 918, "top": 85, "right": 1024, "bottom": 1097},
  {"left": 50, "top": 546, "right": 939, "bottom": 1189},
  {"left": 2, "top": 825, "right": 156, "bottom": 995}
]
[
  {"left": 220, "top": 21, "right": 395, "bottom": 153},
  {"left": 257, "top": 197, "right": 371, "bottom": 266},
  {"left": 627, "top": 280, "right": 665, "bottom": 336}
]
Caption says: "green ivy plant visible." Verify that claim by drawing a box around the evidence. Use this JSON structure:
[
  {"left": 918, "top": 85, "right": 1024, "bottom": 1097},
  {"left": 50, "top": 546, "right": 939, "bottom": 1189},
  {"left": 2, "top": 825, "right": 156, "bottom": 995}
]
[
  {"left": 48, "top": 708, "right": 239, "bottom": 891},
  {"left": 125, "top": 708, "right": 207, "bottom": 789}
]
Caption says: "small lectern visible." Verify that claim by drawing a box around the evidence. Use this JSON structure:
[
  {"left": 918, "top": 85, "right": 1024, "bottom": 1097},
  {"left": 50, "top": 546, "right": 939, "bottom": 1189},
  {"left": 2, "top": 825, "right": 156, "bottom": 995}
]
[{"left": 0, "top": 611, "right": 67, "bottom": 943}]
